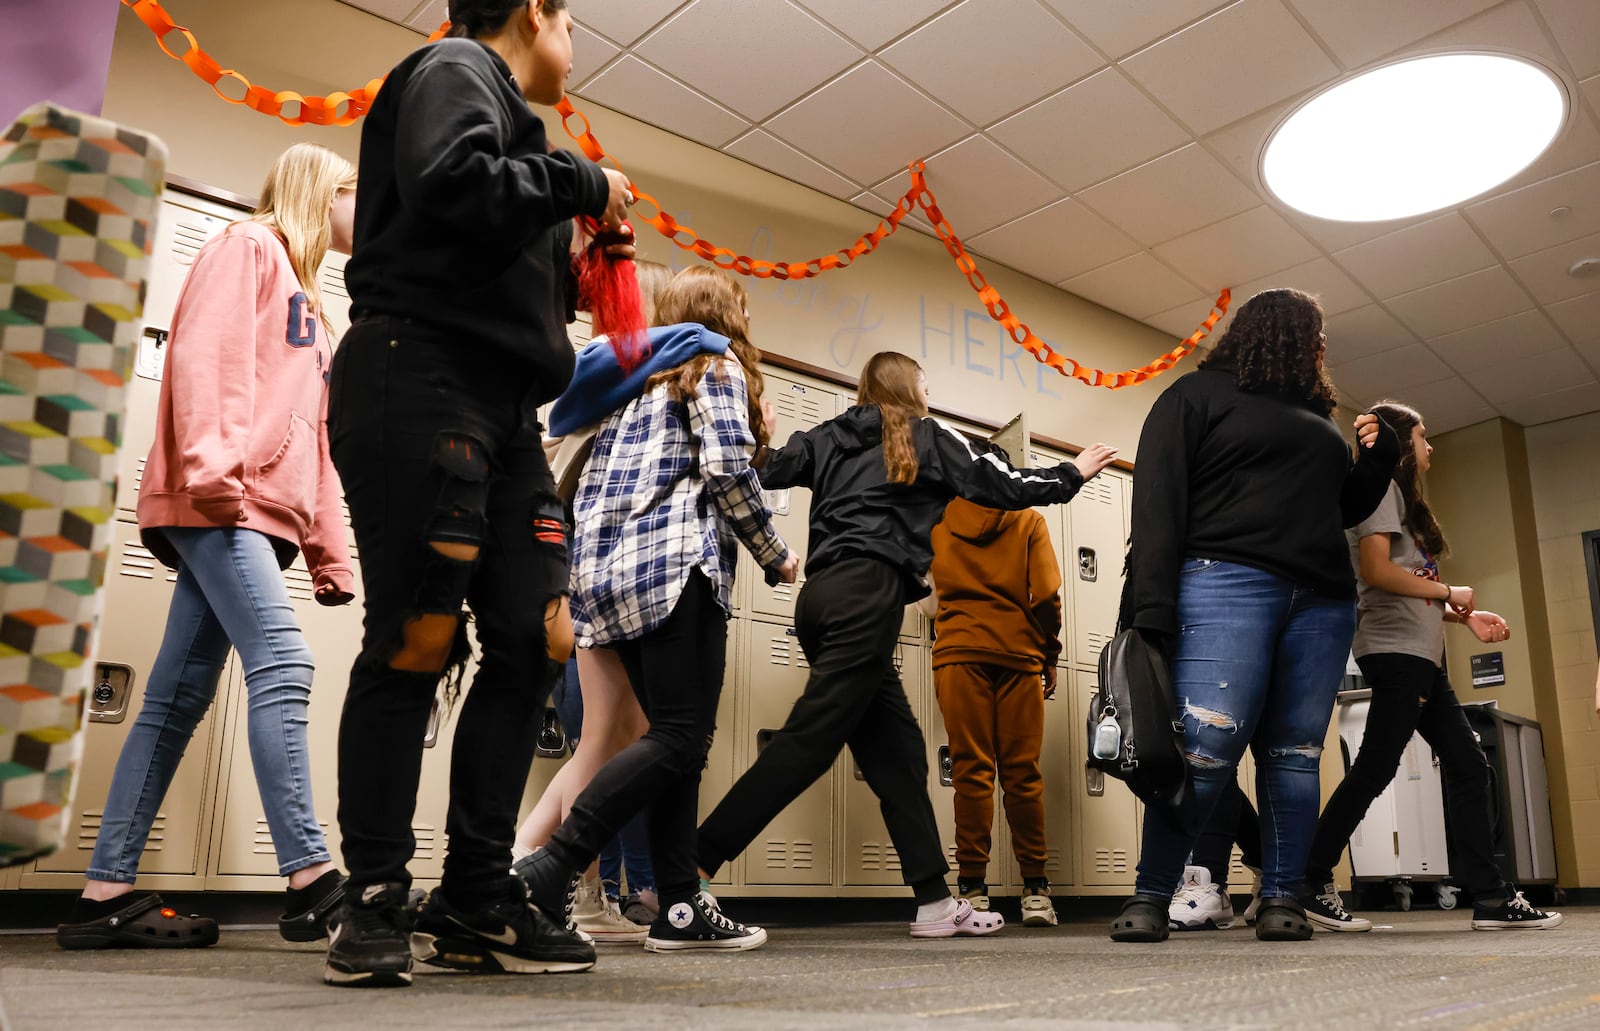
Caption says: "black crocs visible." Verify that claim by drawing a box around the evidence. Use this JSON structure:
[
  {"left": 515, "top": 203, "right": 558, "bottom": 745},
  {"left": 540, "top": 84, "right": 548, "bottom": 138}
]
[
  {"left": 1109, "top": 894, "right": 1170, "bottom": 943},
  {"left": 57, "top": 892, "right": 220, "bottom": 950},
  {"left": 279, "top": 871, "right": 348, "bottom": 942},
  {"left": 1254, "top": 899, "right": 1314, "bottom": 941}
]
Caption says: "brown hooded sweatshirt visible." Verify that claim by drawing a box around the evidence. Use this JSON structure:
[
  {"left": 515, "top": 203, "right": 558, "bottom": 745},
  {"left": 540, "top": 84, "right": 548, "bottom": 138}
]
[{"left": 929, "top": 497, "right": 1063, "bottom": 672}]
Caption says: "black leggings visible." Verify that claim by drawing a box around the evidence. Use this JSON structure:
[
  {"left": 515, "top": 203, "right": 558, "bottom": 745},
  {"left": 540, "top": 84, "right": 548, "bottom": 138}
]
[
  {"left": 1305, "top": 652, "right": 1504, "bottom": 896},
  {"left": 697, "top": 557, "right": 950, "bottom": 903},
  {"left": 545, "top": 571, "right": 727, "bottom": 904},
  {"left": 330, "top": 319, "right": 568, "bottom": 906},
  {"left": 1192, "top": 778, "right": 1262, "bottom": 889}
]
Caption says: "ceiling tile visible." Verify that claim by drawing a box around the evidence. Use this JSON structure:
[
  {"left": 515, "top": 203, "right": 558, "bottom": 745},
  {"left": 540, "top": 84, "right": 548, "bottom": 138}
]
[
  {"left": 880, "top": 0, "right": 1102, "bottom": 126},
  {"left": 1386, "top": 266, "right": 1536, "bottom": 338},
  {"left": 1429, "top": 308, "right": 1570, "bottom": 368},
  {"left": 967, "top": 199, "right": 1141, "bottom": 283},
  {"left": 1228, "top": 256, "right": 1371, "bottom": 317},
  {"left": 1465, "top": 160, "right": 1600, "bottom": 260},
  {"left": 1286, "top": 211, "right": 1431, "bottom": 253},
  {"left": 1119, "top": 0, "right": 1339, "bottom": 135},
  {"left": 1333, "top": 214, "right": 1498, "bottom": 299},
  {"left": 1508, "top": 233, "right": 1600, "bottom": 306},
  {"left": 1284, "top": 0, "right": 1502, "bottom": 68},
  {"left": 578, "top": 56, "right": 749, "bottom": 150},
  {"left": 1547, "top": 290, "right": 1600, "bottom": 340},
  {"left": 725, "top": 130, "right": 859, "bottom": 200},
  {"left": 338, "top": 0, "right": 421, "bottom": 19},
  {"left": 1061, "top": 252, "right": 1207, "bottom": 319},
  {"left": 569, "top": 24, "right": 621, "bottom": 90},
  {"left": 989, "top": 69, "right": 1191, "bottom": 192},
  {"left": 1153, "top": 205, "right": 1320, "bottom": 292},
  {"left": 873, "top": 136, "right": 1061, "bottom": 235},
  {"left": 1463, "top": 345, "right": 1596, "bottom": 405},
  {"left": 1381, "top": 376, "right": 1491, "bottom": 426},
  {"left": 1427, "top": 405, "right": 1498, "bottom": 434},
  {"left": 853, "top": 191, "right": 935, "bottom": 236},
  {"left": 1537, "top": 0, "right": 1600, "bottom": 79},
  {"left": 805, "top": 0, "right": 952, "bottom": 50},
  {"left": 636, "top": 0, "right": 861, "bottom": 121},
  {"left": 1323, "top": 304, "right": 1418, "bottom": 363},
  {"left": 1328, "top": 344, "right": 1453, "bottom": 403},
  {"left": 1039, "top": 0, "right": 1230, "bottom": 58},
  {"left": 765, "top": 61, "right": 969, "bottom": 184},
  {"left": 1075, "top": 144, "right": 1258, "bottom": 246},
  {"left": 1575, "top": 333, "right": 1600, "bottom": 369},
  {"left": 1144, "top": 294, "right": 1233, "bottom": 340},
  {"left": 1496, "top": 379, "right": 1600, "bottom": 426},
  {"left": 402, "top": 0, "right": 448, "bottom": 31},
  {"left": 1584, "top": 74, "right": 1600, "bottom": 117},
  {"left": 1416, "top": 1, "right": 1565, "bottom": 65},
  {"left": 573, "top": 0, "right": 685, "bottom": 46}
]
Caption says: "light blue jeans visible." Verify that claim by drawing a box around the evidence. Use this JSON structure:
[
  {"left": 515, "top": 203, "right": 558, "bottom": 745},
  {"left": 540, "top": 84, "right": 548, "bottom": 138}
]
[
  {"left": 1134, "top": 558, "right": 1355, "bottom": 901},
  {"left": 87, "top": 526, "right": 330, "bottom": 882}
]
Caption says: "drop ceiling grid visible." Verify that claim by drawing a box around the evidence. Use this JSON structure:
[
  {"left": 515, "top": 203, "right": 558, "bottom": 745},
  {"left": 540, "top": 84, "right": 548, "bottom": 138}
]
[{"left": 336, "top": 0, "right": 1600, "bottom": 426}]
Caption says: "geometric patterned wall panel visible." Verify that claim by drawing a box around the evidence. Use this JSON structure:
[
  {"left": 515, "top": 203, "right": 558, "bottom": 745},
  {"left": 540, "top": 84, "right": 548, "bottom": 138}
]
[{"left": 0, "top": 103, "right": 165, "bottom": 866}]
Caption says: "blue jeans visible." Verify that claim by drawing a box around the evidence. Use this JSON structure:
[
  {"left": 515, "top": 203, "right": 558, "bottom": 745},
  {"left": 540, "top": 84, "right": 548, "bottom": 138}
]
[
  {"left": 1134, "top": 559, "right": 1354, "bottom": 901},
  {"left": 87, "top": 527, "right": 330, "bottom": 882},
  {"left": 549, "top": 657, "right": 654, "bottom": 895}
]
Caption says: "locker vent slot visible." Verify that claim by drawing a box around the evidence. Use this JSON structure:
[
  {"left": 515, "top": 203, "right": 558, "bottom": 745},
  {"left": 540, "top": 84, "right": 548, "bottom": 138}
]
[
  {"left": 1094, "top": 847, "right": 1130, "bottom": 875},
  {"left": 414, "top": 824, "right": 439, "bottom": 862},
  {"left": 1043, "top": 846, "right": 1065, "bottom": 877},
  {"left": 171, "top": 220, "right": 213, "bottom": 266},
  {"left": 1084, "top": 630, "right": 1112, "bottom": 656},
  {"left": 283, "top": 565, "right": 315, "bottom": 602},
  {"left": 77, "top": 810, "right": 166, "bottom": 851},
  {"left": 322, "top": 264, "right": 349, "bottom": 299},
  {"left": 766, "top": 634, "right": 809, "bottom": 669},
  {"left": 119, "top": 540, "right": 178, "bottom": 583},
  {"left": 254, "top": 817, "right": 330, "bottom": 855},
  {"left": 1079, "top": 477, "right": 1116, "bottom": 506},
  {"left": 858, "top": 842, "right": 901, "bottom": 873},
  {"left": 761, "top": 839, "right": 814, "bottom": 870},
  {"left": 773, "top": 386, "right": 826, "bottom": 430}
]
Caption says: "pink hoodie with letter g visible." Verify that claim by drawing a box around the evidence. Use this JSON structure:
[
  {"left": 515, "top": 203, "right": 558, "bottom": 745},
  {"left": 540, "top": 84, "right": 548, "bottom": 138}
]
[{"left": 137, "top": 220, "right": 353, "bottom": 596}]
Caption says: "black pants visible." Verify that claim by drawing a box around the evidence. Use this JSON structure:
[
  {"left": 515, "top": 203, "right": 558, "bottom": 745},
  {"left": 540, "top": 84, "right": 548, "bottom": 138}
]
[
  {"left": 329, "top": 319, "right": 567, "bottom": 906},
  {"left": 1192, "top": 778, "right": 1262, "bottom": 888},
  {"left": 546, "top": 571, "right": 727, "bottom": 903},
  {"left": 697, "top": 557, "right": 950, "bottom": 899},
  {"left": 1305, "top": 652, "right": 1504, "bottom": 897}
]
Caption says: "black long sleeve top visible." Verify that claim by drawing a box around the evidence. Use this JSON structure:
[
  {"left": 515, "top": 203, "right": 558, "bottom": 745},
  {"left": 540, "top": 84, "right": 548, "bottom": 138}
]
[
  {"left": 761, "top": 405, "right": 1085, "bottom": 602},
  {"left": 345, "top": 38, "right": 609, "bottom": 402},
  {"left": 1127, "top": 366, "right": 1399, "bottom": 636}
]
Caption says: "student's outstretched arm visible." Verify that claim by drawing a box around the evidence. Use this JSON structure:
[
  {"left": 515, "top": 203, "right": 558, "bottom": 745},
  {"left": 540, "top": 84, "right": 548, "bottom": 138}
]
[
  {"left": 922, "top": 417, "right": 1107, "bottom": 509},
  {"left": 691, "top": 360, "right": 791, "bottom": 578}
]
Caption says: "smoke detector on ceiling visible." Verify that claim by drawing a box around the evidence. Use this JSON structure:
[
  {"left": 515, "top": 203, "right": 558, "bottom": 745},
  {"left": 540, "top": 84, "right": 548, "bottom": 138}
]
[{"left": 1570, "top": 257, "right": 1600, "bottom": 279}]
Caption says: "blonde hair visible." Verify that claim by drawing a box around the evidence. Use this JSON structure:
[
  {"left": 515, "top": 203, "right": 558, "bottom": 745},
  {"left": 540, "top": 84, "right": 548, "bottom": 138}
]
[
  {"left": 243, "top": 142, "right": 357, "bottom": 332},
  {"left": 635, "top": 260, "right": 672, "bottom": 326},
  {"left": 858, "top": 352, "right": 927, "bottom": 484},
  {"left": 647, "top": 266, "right": 769, "bottom": 447}
]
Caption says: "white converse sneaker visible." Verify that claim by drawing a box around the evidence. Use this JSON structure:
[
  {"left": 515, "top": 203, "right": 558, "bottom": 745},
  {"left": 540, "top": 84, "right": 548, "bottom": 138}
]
[
  {"left": 910, "top": 897, "right": 1005, "bottom": 938},
  {"left": 572, "top": 876, "right": 647, "bottom": 944},
  {"left": 1301, "top": 882, "right": 1372, "bottom": 932},
  {"left": 1168, "top": 865, "right": 1234, "bottom": 931}
]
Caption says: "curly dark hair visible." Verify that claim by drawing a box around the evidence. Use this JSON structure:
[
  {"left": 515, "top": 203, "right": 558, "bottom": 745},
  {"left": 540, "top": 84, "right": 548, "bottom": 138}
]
[
  {"left": 447, "top": 0, "right": 565, "bottom": 38},
  {"left": 1199, "top": 288, "right": 1337, "bottom": 415}
]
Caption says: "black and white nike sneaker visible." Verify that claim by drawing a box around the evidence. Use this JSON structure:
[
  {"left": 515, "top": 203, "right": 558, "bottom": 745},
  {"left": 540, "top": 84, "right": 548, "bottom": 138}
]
[
  {"left": 324, "top": 882, "right": 414, "bottom": 988},
  {"left": 644, "top": 892, "right": 767, "bottom": 952},
  {"left": 410, "top": 883, "right": 595, "bottom": 974}
]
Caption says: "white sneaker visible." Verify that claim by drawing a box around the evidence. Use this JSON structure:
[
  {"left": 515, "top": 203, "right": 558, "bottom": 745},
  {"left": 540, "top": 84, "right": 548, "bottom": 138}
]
[
  {"left": 572, "top": 876, "right": 647, "bottom": 944},
  {"left": 1303, "top": 882, "right": 1372, "bottom": 933},
  {"left": 1020, "top": 892, "right": 1058, "bottom": 927},
  {"left": 1242, "top": 865, "right": 1262, "bottom": 925},
  {"left": 1169, "top": 865, "right": 1235, "bottom": 931}
]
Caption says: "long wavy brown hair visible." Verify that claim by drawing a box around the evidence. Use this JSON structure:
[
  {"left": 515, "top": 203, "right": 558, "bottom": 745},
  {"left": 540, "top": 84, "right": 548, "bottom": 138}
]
[
  {"left": 858, "top": 352, "right": 928, "bottom": 484},
  {"left": 646, "top": 266, "right": 769, "bottom": 447},
  {"left": 1368, "top": 400, "right": 1448, "bottom": 557},
  {"left": 1199, "top": 288, "right": 1337, "bottom": 415}
]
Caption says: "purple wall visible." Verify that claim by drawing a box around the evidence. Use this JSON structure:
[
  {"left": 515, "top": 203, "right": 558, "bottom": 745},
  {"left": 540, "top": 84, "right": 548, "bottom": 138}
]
[{"left": 1, "top": 0, "right": 121, "bottom": 125}]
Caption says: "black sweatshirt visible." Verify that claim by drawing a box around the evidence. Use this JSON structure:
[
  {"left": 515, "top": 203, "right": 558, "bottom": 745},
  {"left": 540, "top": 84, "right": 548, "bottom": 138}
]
[
  {"left": 761, "top": 405, "right": 1085, "bottom": 602},
  {"left": 1127, "top": 366, "right": 1399, "bottom": 636},
  {"left": 345, "top": 38, "right": 609, "bottom": 401}
]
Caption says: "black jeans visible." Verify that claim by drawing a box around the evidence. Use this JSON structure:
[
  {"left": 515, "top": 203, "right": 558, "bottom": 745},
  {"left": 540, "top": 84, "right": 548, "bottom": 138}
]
[
  {"left": 329, "top": 319, "right": 567, "bottom": 906},
  {"left": 697, "top": 557, "right": 950, "bottom": 900},
  {"left": 545, "top": 571, "right": 727, "bottom": 903},
  {"left": 1305, "top": 652, "right": 1504, "bottom": 897},
  {"left": 1192, "top": 778, "right": 1262, "bottom": 889}
]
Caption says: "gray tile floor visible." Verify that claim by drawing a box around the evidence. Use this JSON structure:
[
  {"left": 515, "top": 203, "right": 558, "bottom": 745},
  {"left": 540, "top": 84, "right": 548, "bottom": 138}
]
[{"left": 3, "top": 906, "right": 1598, "bottom": 1029}]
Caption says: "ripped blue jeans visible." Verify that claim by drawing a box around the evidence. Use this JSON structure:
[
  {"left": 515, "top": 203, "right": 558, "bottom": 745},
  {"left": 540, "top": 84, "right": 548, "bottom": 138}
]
[{"left": 1134, "top": 558, "right": 1355, "bottom": 901}]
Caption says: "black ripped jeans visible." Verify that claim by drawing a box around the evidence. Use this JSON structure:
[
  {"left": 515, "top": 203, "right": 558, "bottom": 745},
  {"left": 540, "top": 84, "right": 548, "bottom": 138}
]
[{"left": 329, "top": 318, "right": 568, "bottom": 907}]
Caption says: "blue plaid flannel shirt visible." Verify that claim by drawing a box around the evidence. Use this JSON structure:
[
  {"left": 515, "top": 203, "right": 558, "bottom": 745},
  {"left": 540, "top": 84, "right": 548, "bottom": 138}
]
[{"left": 569, "top": 357, "right": 788, "bottom": 646}]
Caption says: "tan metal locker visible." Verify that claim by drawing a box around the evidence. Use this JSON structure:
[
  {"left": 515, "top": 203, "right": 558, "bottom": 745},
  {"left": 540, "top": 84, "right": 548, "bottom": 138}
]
[
  {"left": 1069, "top": 668, "right": 1141, "bottom": 888},
  {"left": 1029, "top": 448, "right": 1073, "bottom": 669},
  {"left": 1036, "top": 675, "right": 1076, "bottom": 888},
  {"left": 700, "top": 619, "right": 741, "bottom": 889},
  {"left": 738, "top": 619, "right": 833, "bottom": 886},
  {"left": 25, "top": 519, "right": 223, "bottom": 885},
  {"left": 840, "top": 640, "right": 926, "bottom": 886},
  {"left": 1067, "top": 471, "right": 1127, "bottom": 670}
]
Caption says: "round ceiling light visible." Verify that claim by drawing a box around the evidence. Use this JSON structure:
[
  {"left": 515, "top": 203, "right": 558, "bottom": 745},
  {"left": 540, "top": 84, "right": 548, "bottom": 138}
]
[{"left": 1262, "top": 53, "right": 1567, "bottom": 223}]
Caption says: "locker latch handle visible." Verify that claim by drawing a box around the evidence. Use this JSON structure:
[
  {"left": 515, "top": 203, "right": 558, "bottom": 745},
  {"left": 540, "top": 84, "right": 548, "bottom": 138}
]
[
  {"left": 1078, "top": 546, "right": 1098, "bottom": 582},
  {"left": 535, "top": 706, "right": 566, "bottom": 758},
  {"left": 89, "top": 662, "right": 135, "bottom": 724},
  {"left": 1086, "top": 766, "right": 1106, "bottom": 797},
  {"left": 423, "top": 694, "right": 442, "bottom": 748},
  {"left": 937, "top": 744, "right": 953, "bottom": 787}
]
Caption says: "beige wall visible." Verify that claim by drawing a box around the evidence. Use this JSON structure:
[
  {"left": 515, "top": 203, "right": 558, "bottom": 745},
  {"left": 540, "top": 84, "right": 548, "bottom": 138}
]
[{"left": 101, "top": 0, "right": 1202, "bottom": 454}]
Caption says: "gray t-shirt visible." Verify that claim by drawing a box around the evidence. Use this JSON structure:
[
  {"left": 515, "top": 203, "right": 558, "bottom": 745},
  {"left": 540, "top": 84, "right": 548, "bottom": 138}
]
[{"left": 1348, "top": 481, "right": 1446, "bottom": 662}]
